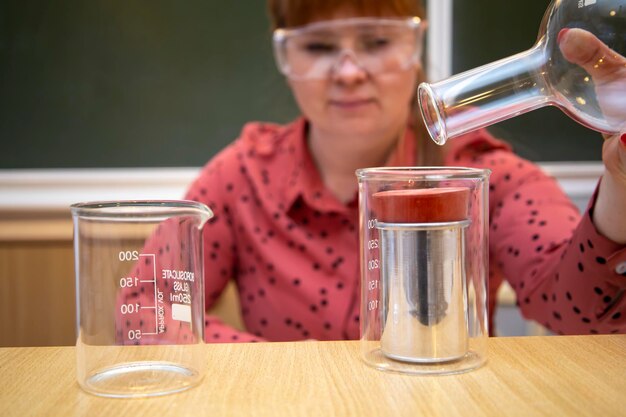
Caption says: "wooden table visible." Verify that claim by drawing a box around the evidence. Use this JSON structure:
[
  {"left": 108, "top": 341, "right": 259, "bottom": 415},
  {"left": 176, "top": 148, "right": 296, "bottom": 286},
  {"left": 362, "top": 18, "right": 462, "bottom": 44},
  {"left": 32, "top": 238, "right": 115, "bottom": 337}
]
[{"left": 1, "top": 336, "right": 625, "bottom": 417}]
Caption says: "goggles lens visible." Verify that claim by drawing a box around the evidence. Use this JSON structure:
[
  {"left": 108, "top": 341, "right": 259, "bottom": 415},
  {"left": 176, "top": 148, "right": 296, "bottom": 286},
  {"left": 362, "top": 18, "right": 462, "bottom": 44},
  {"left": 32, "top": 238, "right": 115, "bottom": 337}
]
[{"left": 273, "top": 17, "right": 424, "bottom": 80}]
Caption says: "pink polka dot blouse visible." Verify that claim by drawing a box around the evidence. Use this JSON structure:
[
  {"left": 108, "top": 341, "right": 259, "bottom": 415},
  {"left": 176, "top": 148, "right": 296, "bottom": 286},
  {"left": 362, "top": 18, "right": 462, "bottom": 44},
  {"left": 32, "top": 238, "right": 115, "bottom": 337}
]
[{"left": 131, "top": 117, "right": 626, "bottom": 343}]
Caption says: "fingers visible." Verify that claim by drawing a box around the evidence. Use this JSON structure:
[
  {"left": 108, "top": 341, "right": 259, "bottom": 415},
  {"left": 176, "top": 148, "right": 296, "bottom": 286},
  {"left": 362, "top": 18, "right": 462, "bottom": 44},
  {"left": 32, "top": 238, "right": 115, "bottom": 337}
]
[
  {"left": 557, "top": 28, "right": 626, "bottom": 83},
  {"left": 602, "top": 132, "right": 626, "bottom": 184}
]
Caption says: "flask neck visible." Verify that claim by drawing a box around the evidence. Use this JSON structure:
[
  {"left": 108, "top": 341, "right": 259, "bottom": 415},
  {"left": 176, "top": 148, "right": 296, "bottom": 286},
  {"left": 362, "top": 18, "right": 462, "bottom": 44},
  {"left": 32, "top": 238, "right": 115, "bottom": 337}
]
[{"left": 418, "top": 45, "right": 551, "bottom": 145}]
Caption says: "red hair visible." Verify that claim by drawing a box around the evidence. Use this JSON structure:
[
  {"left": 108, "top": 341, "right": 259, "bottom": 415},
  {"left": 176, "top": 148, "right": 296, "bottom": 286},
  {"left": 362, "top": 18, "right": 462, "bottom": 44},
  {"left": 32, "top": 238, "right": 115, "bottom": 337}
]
[{"left": 267, "top": 0, "right": 425, "bottom": 29}]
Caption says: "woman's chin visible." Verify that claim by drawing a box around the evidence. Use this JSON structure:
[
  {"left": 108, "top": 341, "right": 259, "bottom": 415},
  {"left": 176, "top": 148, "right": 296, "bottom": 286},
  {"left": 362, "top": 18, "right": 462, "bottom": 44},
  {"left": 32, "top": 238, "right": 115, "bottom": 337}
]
[{"left": 338, "top": 116, "right": 400, "bottom": 135}]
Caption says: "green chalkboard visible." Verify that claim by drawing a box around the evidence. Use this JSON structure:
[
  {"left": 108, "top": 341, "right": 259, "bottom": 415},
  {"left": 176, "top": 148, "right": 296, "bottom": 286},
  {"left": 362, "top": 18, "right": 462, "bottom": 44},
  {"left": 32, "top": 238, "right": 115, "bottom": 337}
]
[
  {"left": 452, "top": 0, "right": 602, "bottom": 161},
  {"left": 0, "top": 0, "right": 603, "bottom": 168},
  {"left": 0, "top": 0, "right": 298, "bottom": 168}
]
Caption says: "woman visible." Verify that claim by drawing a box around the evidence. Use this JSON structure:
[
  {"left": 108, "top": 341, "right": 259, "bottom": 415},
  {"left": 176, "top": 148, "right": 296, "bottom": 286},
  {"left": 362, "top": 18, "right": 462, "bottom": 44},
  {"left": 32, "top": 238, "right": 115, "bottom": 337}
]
[{"left": 181, "top": 0, "right": 625, "bottom": 342}]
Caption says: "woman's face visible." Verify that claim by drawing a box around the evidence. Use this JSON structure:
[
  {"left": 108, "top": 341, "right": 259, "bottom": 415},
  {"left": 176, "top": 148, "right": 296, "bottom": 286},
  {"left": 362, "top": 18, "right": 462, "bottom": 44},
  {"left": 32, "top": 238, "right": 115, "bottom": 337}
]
[{"left": 285, "top": 9, "right": 421, "bottom": 141}]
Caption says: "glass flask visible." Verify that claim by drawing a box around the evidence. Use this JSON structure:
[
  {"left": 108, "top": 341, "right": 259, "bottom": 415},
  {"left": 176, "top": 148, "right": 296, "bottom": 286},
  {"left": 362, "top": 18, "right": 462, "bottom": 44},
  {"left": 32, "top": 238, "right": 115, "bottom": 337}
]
[{"left": 418, "top": 0, "right": 626, "bottom": 145}]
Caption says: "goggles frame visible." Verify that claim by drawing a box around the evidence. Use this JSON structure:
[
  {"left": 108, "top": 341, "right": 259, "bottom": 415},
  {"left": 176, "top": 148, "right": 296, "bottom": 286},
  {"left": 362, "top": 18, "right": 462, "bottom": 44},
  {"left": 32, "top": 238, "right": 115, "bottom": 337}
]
[{"left": 273, "top": 17, "right": 424, "bottom": 80}]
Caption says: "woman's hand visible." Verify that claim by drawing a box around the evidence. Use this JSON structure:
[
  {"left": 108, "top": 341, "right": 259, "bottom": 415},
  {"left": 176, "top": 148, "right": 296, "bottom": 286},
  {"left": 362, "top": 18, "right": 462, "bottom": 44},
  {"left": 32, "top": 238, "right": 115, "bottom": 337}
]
[
  {"left": 558, "top": 28, "right": 626, "bottom": 244},
  {"left": 558, "top": 28, "right": 626, "bottom": 132}
]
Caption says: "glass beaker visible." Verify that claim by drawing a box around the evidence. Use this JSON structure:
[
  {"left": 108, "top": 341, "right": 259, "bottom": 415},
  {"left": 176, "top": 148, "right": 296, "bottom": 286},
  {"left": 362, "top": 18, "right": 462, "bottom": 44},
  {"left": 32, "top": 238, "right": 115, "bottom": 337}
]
[
  {"left": 418, "top": 0, "right": 626, "bottom": 145},
  {"left": 357, "top": 168, "right": 489, "bottom": 375},
  {"left": 71, "top": 200, "right": 212, "bottom": 398}
]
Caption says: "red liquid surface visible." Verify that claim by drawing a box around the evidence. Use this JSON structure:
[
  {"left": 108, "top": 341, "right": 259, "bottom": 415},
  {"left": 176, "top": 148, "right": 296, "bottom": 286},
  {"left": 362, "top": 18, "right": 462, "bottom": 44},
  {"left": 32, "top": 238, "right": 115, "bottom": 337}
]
[{"left": 372, "top": 187, "right": 470, "bottom": 223}]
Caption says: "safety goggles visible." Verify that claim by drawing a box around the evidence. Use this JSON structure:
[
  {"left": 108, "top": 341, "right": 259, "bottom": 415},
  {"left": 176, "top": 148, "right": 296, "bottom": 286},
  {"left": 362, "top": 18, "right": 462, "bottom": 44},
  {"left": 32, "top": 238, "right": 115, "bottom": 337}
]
[{"left": 273, "top": 17, "right": 424, "bottom": 80}]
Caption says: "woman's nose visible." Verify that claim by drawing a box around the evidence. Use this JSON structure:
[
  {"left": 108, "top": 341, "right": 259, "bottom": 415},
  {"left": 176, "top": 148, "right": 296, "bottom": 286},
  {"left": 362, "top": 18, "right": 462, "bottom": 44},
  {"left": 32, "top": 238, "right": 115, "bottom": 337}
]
[{"left": 331, "top": 51, "right": 368, "bottom": 83}]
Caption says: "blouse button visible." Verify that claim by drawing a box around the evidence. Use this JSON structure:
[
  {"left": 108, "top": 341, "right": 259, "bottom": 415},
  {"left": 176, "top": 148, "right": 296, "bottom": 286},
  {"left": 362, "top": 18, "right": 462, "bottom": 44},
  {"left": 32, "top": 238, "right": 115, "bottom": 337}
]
[{"left": 616, "top": 261, "right": 626, "bottom": 276}]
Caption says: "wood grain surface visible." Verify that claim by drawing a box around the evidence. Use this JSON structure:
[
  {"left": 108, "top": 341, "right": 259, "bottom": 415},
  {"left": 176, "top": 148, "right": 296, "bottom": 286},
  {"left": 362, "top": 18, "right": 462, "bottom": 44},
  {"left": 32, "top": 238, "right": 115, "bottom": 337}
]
[{"left": 1, "top": 335, "right": 624, "bottom": 417}]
